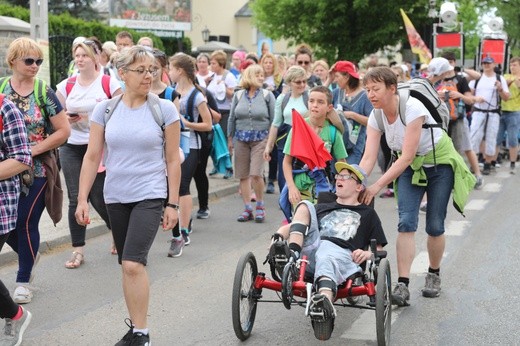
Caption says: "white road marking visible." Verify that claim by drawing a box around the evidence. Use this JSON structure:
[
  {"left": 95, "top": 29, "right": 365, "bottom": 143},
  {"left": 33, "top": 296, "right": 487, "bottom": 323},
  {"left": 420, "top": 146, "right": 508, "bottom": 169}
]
[
  {"left": 482, "top": 182, "right": 502, "bottom": 192},
  {"left": 445, "top": 220, "right": 470, "bottom": 237},
  {"left": 341, "top": 307, "right": 402, "bottom": 341},
  {"left": 410, "top": 251, "right": 430, "bottom": 274},
  {"left": 464, "top": 199, "right": 489, "bottom": 210}
]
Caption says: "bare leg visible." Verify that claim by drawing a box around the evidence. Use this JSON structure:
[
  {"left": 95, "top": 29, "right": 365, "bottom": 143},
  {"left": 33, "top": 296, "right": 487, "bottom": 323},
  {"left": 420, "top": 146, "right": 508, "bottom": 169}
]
[
  {"left": 122, "top": 261, "right": 149, "bottom": 329},
  {"left": 396, "top": 232, "right": 415, "bottom": 278},
  {"left": 251, "top": 175, "right": 264, "bottom": 204},
  {"left": 239, "top": 178, "right": 251, "bottom": 206},
  {"left": 427, "top": 234, "right": 445, "bottom": 270}
]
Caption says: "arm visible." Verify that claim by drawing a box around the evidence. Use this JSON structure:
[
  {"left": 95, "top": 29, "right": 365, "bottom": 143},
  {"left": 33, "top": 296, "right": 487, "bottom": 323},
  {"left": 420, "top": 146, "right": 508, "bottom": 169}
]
[
  {"left": 463, "top": 69, "right": 481, "bottom": 81},
  {"left": 326, "top": 108, "right": 345, "bottom": 133},
  {"left": 163, "top": 120, "right": 181, "bottom": 230},
  {"left": 283, "top": 154, "right": 301, "bottom": 205},
  {"left": 30, "top": 111, "right": 71, "bottom": 156},
  {"left": 75, "top": 123, "right": 105, "bottom": 225},
  {"left": 0, "top": 106, "right": 32, "bottom": 179},
  {"left": 263, "top": 125, "right": 278, "bottom": 161},
  {"left": 361, "top": 117, "right": 423, "bottom": 205}
]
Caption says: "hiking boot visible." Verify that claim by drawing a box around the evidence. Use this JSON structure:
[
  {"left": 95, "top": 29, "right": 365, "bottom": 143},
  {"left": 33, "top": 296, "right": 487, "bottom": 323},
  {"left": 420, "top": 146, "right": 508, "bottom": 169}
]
[
  {"left": 129, "top": 332, "right": 150, "bottom": 346},
  {"left": 196, "top": 208, "right": 210, "bottom": 219},
  {"left": 422, "top": 273, "right": 441, "bottom": 298},
  {"left": 482, "top": 163, "right": 491, "bottom": 175},
  {"left": 474, "top": 175, "right": 484, "bottom": 190},
  {"left": 268, "top": 240, "right": 291, "bottom": 278},
  {"left": 167, "top": 237, "right": 185, "bottom": 258},
  {"left": 1, "top": 307, "right": 32, "bottom": 346},
  {"left": 13, "top": 286, "right": 32, "bottom": 304},
  {"left": 115, "top": 319, "right": 133, "bottom": 346},
  {"left": 309, "top": 293, "right": 336, "bottom": 340},
  {"left": 391, "top": 282, "right": 410, "bottom": 306},
  {"left": 266, "top": 181, "right": 275, "bottom": 194}
]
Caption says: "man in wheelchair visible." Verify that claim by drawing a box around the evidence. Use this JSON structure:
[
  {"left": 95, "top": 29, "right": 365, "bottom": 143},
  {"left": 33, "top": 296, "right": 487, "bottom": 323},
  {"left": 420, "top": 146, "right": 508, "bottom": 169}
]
[{"left": 268, "top": 162, "right": 387, "bottom": 340}]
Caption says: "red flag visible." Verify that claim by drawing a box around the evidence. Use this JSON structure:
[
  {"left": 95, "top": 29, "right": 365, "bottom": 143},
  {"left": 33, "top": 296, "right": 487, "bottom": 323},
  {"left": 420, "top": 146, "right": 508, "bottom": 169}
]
[{"left": 289, "top": 109, "right": 332, "bottom": 170}]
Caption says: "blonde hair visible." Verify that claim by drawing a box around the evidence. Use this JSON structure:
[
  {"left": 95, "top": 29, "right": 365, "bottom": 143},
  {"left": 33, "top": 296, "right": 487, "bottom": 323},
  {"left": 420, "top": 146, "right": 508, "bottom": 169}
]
[
  {"left": 284, "top": 65, "right": 306, "bottom": 83},
  {"left": 312, "top": 60, "right": 329, "bottom": 73},
  {"left": 261, "top": 52, "right": 282, "bottom": 86},
  {"left": 210, "top": 50, "right": 227, "bottom": 68},
  {"left": 239, "top": 64, "right": 264, "bottom": 89},
  {"left": 6, "top": 37, "right": 43, "bottom": 68},
  {"left": 72, "top": 42, "right": 98, "bottom": 65},
  {"left": 115, "top": 45, "right": 154, "bottom": 71}
]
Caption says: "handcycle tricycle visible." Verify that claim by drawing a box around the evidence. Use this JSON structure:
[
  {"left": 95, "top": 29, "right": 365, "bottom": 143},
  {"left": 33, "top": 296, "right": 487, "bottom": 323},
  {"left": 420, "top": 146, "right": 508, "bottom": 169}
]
[{"left": 232, "top": 239, "right": 392, "bottom": 344}]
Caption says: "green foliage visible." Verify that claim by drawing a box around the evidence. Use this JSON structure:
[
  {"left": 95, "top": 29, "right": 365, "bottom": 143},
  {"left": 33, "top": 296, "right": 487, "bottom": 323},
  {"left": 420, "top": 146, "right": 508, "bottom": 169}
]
[
  {"left": 0, "top": 4, "right": 191, "bottom": 55},
  {"left": 494, "top": 0, "right": 520, "bottom": 56},
  {"left": 251, "top": 0, "right": 434, "bottom": 62}
]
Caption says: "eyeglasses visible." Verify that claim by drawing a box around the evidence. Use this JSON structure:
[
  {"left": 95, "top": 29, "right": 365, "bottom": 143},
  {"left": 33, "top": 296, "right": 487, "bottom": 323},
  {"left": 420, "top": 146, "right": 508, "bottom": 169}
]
[
  {"left": 20, "top": 58, "right": 43, "bottom": 66},
  {"left": 292, "top": 79, "right": 307, "bottom": 85},
  {"left": 125, "top": 67, "right": 159, "bottom": 76},
  {"left": 335, "top": 173, "right": 360, "bottom": 183},
  {"left": 297, "top": 60, "right": 311, "bottom": 66}
]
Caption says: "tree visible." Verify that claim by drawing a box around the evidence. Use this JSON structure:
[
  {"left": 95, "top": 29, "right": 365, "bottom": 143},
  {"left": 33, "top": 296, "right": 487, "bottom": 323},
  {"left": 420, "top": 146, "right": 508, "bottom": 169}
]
[
  {"left": 5, "top": 0, "right": 101, "bottom": 21},
  {"left": 251, "top": 0, "right": 434, "bottom": 62},
  {"left": 494, "top": 0, "right": 520, "bottom": 55}
]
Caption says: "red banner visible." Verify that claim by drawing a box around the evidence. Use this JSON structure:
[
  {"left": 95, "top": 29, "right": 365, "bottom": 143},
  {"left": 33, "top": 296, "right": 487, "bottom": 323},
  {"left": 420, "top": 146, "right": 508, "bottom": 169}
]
[{"left": 436, "top": 33, "right": 462, "bottom": 48}]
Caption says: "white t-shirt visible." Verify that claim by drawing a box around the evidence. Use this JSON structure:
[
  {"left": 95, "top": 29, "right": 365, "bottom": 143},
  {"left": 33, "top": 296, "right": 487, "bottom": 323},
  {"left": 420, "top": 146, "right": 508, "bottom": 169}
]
[
  {"left": 196, "top": 72, "right": 213, "bottom": 88},
  {"left": 206, "top": 71, "right": 238, "bottom": 111},
  {"left": 367, "top": 97, "right": 443, "bottom": 156},
  {"left": 56, "top": 72, "right": 121, "bottom": 145},
  {"left": 469, "top": 73, "right": 509, "bottom": 110},
  {"left": 91, "top": 98, "right": 179, "bottom": 204}
]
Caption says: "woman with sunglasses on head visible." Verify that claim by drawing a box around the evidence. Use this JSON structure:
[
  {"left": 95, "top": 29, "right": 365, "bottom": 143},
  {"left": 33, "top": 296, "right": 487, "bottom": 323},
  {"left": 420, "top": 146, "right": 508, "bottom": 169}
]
[
  {"left": 56, "top": 38, "right": 123, "bottom": 267},
  {"left": 3, "top": 37, "right": 70, "bottom": 304},
  {"left": 75, "top": 46, "right": 181, "bottom": 345},
  {"left": 167, "top": 53, "right": 212, "bottom": 257}
]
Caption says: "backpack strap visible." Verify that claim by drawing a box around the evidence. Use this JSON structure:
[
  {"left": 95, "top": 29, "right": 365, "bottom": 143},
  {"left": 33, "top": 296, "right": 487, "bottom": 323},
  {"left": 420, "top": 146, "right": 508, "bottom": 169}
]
[
  {"left": 165, "top": 86, "right": 174, "bottom": 101},
  {"left": 0, "top": 77, "right": 10, "bottom": 94},
  {"left": 146, "top": 92, "right": 165, "bottom": 131},
  {"left": 103, "top": 94, "right": 124, "bottom": 126},
  {"left": 33, "top": 78, "right": 48, "bottom": 120},
  {"left": 397, "top": 89, "right": 409, "bottom": 126},
  {"left": 65, "top": 76, "right": 77, "bottom": 97},
  {"left": 281, "top": 93, "right": 291, "bottom": 114},
  {"left": 101, "top": 74, "right": 112, "bottom": 99},
  {"left": 186, "top": 88, "right": 200, "bottom": 122}
]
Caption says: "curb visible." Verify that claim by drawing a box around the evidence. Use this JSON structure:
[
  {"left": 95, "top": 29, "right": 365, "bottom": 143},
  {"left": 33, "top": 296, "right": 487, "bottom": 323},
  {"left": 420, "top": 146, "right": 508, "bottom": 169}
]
[{"left": 0, "top": 182, "right": 239, "bottom": 267}]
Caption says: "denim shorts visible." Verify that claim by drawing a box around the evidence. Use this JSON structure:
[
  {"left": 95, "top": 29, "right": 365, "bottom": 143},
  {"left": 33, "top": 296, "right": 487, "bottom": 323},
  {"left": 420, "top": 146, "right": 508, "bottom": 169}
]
[
  {"left": 314, "top": 240, "right": 361, "bottom": 285},
  {"left": 496, "top": 111, "right": 520, "bottom": 148},
  {"left": 396, "top": 165, "right": 454, "bottom": 236}
]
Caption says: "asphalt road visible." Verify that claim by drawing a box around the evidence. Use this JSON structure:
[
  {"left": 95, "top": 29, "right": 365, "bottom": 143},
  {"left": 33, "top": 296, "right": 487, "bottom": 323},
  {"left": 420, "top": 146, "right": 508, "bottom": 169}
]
[{"left": 1, "top": 168, "right": 519, "bottom": 345}]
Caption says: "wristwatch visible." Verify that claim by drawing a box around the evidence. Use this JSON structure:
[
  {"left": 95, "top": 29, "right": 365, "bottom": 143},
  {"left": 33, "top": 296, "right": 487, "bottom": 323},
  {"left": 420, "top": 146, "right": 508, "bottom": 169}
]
[{"left": 166, "top": 203, "right": 180, "bottom": 210}]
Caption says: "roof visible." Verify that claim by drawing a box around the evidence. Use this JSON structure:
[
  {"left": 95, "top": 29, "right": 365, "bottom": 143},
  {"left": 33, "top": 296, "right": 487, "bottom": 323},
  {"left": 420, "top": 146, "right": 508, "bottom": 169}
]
[
  {"left": 0, "top": 16, "right": 30, "bottom": 33},
  {"left": 194, "top": 41, "right": 238, "bottom": 53},
  {"left": 235, "top": 1, "right": 252, "bottom": 17}
]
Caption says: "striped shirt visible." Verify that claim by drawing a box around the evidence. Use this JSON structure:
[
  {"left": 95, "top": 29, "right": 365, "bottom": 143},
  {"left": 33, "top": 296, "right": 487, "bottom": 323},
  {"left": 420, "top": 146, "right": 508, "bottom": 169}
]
[{"left": 0, "top": 97, "right": 32, "bottom": 235}]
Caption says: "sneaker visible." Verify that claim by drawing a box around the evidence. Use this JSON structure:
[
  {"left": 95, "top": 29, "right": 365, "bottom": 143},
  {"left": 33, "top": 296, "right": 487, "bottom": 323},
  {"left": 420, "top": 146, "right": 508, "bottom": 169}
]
[
  {"left": 115, "top": 319, "right": 134, "bottom": 346},
  {"left": 482, "top": 163, "right": 491, "bottom": 175},
  {"left": 494, "top": 162, "right": 501, "bottom": 168},
  {"left": 419, "top": 202, "right": 427, "bottom": 213},
  {"left": 181, "top": 229, "right": 190, "bottom": 246},
  {"left": 266, "top": 181, "right": 275, "bottom": 194},
  {"left": 474, "top": 175, "right": 484, "bottom": 190},
  {"left": 422, "top": 272, "right": 441, "bottom": 298},
  {"left": 196, "top": 208, "right": 210, "bottom": 219},
  {"left": 1, "top": 307, "right": 32, "bottom": 346},
  {"left": 208, "top": 168, "right": 218, "bottom": 176},
  {"left": 167, "top": 237, "right": 185, "bottom": 257},
  {"left": 391, "top": 282, "right": 410, "bottom": 306},
  {"left": 129, "top": 332, "right": 150, "bottom": 346},
  {"left": 309, "top": 293, "right": 336, "bottom": 340},
  {"left": 510, "top": 163, "right": 516, "bottom": 175},
  {"left": 13, "top": 286, "right": 32, "bottom": 304},
  {"left": 379, "top": 189, "right": 394, "bottom": 198},
  {"left": 223, "top": 168, "right": 233, "bottom": 179}
]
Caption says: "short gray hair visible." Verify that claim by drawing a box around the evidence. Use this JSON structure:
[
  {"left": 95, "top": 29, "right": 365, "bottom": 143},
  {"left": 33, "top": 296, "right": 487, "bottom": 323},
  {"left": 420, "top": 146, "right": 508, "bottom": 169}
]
[{"left": 115, "top": 45, "right": 154, "bottom": 70}]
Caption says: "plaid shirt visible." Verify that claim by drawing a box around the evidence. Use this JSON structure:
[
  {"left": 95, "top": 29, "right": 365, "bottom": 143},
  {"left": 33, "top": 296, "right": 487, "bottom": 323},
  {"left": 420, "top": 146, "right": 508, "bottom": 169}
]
[{"left": 0, "top": 98, "right": 32, "bottom": 235}]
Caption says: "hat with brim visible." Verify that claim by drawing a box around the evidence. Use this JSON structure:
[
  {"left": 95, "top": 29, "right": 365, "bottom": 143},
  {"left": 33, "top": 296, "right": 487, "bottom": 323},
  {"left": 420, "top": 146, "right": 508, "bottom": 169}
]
[
  {"left": 333, "top": 61, "right": 360, "bottom": 79},
  {"left": 335, "top": 162, "right": 368, "bottom": 187}
]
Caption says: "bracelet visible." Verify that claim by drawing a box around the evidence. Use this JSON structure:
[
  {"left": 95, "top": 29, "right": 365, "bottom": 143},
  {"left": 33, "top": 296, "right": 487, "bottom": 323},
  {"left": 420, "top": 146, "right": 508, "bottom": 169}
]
[{"left": 166, "top": 203, "right": 180, "bottom": 210}]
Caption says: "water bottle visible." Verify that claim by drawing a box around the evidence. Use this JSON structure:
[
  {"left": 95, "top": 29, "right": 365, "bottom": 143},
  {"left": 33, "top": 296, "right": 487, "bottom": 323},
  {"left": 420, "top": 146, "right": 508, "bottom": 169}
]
[
  {"left": 457, "top": 99, "right": 466, "bottom": 119},
  {"left": 350, "top": 124, "right": 360, "bottom": 145}
]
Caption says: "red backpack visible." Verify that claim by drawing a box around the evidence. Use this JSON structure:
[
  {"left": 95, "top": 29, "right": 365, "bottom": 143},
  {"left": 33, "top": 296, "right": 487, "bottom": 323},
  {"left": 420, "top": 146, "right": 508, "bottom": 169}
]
[{"left": 65, "top": 74, "right": 111, "bottom": 98}]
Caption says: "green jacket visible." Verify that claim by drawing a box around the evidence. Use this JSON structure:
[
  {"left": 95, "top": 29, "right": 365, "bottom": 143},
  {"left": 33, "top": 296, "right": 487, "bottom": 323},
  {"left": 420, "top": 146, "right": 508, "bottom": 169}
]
[{"left": 406, "top": 132, "right": 475, "bottom": 215}]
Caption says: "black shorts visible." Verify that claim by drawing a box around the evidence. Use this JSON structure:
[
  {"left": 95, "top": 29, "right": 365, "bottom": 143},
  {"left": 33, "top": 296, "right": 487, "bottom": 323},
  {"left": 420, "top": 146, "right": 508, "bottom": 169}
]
[{"left": 107, "top": 199, "right": 163, "bottom": 265}]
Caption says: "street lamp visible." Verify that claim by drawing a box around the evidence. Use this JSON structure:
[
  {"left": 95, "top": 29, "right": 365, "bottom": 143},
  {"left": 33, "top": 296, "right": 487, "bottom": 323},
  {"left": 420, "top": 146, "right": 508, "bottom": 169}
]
[{"left": 201, "top": 26, "right": 210, "bottom": 43}]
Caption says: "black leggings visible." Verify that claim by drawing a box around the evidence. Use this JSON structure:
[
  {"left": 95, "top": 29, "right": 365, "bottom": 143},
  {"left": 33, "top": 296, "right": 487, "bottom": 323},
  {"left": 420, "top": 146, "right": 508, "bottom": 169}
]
[
  {"left": 0, "top": 233, "right": 19, "bottom": 319},
  {"left": 193, "top": 141, "right": 211, "bottom": 210}
]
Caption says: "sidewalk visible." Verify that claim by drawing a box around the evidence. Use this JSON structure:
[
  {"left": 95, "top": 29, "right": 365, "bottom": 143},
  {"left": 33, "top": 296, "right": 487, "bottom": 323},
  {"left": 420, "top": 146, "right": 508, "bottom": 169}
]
[{"left": 0, "top": 164, "right": 240, "bottom": 266}]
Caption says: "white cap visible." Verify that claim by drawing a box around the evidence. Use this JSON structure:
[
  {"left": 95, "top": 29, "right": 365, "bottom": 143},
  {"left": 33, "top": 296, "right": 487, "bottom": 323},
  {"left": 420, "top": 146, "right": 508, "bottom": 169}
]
[{"left": 428, "top": 57, "right": 454, "bottom": 76}]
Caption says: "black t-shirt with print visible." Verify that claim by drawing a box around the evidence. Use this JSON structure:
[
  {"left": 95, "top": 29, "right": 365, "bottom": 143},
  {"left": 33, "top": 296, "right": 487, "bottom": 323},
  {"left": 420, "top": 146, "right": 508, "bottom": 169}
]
[{"left": 316, "top": 202, "right": 387, "bottom": 251}]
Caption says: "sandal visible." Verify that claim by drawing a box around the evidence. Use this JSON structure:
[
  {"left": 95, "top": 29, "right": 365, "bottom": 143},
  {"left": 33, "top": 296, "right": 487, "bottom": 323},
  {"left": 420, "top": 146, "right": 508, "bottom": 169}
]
[
  {"left": 255, "top": 206, "right": 266, "bottom": 223},
  {"left": 237, "top": 208, "right": 253, "bottom": 222},
  {"left": 65, "top": 251, "right": 84, "bottom": 269}
]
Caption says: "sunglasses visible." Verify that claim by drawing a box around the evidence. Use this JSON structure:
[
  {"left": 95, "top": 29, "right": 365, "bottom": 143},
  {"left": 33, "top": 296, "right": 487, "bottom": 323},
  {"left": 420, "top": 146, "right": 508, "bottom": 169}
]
[
  {"left": 292, "top": 79, "right": 307, "bottom": 85},
  {"left": 297, "top": 60, "right": 311, "bottom": 65},
  {"left": 21, "top": 58, "right": 43, "bottom": 66},
  {"left": 443, "top": 76, "right": 456, "bottom": 82}
]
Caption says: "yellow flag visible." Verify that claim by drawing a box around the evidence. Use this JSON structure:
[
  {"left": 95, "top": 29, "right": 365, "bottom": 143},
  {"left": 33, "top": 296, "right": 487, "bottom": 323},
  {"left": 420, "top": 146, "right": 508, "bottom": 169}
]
[{"left": 400, "top": 9, "right": 432, "bottom": 64}]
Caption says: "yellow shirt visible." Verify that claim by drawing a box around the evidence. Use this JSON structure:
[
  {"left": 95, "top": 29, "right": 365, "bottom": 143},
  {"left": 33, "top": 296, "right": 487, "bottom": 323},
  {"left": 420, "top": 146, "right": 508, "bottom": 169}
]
[{"left": 501, "top": 74, "right": 520, "bottom": 111}]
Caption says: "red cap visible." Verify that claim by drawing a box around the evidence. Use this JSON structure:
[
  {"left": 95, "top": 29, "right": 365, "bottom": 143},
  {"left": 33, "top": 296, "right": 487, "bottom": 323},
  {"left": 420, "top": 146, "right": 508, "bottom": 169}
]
[{"left": 333, "top": 61, "right": 359, "bottom": 79}]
